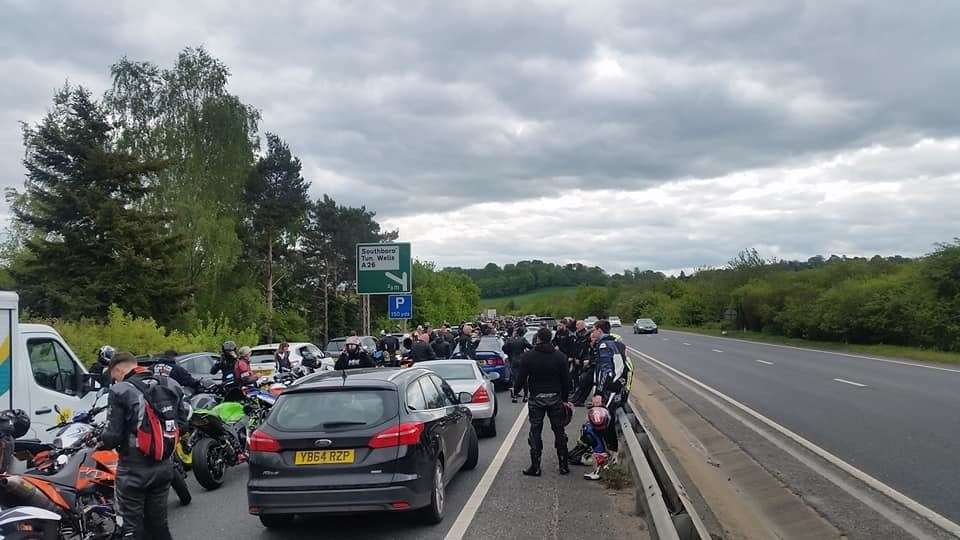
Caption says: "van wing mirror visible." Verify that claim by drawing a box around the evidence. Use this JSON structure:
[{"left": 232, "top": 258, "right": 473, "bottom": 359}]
[{"left": 81, "top": 373, "right": 102, "bottom": 396}]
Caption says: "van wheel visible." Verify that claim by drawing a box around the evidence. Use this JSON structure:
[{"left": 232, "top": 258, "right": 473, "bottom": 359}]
[
  {"left": 463, "top": 426, "right": 479, "bottom": 470},
  {"left": 420, "top": 459, "right": 446, "bottom": 524},
  {"left": 193, "top": 438, "right": 226, "bottom": 490},
  {"left": 259, "top": 514, "right": 294, "bottom": 528}
]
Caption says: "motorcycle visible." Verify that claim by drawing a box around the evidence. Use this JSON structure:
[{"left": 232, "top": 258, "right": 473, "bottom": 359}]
[
  {"left": 0, "top": 505, "right": 60, "bottom": 540},
  {"left": 0, "top": 422, "right": 120, "bottom": 539}
]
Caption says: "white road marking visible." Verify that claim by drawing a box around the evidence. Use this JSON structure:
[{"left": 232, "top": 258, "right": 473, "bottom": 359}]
[
  {"left": 711, "top": 349, "right": 724, "bottom": 353},
  {"left": 833, "top": 378, "right": 868, "bottom": 388},
  {"left": 444, "top": 404, "right": 530, "bottom": 540},
  {"left": 660, "top": 329, "right": 960, "bottom": 374},
  {"left": 626, "top": 345, "right": 960, "bottom": 537},
  {"left": 682, "top": 342, "right": 691, "bottom": 346},
  {"left": 755, "top": 359, "right": 774, "bottom": 365}
]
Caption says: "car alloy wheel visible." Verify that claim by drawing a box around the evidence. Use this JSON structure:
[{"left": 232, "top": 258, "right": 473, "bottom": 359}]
[{"left": 433, "top": 461, "right": 444, "bottom": 516}]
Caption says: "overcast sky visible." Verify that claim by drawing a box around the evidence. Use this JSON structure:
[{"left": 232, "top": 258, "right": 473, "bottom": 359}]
[{"left": 2, "top": 1, "right": 958, "bottom": 274}]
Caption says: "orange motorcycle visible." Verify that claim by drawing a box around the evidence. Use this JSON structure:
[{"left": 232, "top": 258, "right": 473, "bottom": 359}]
[{"left": 0, "top": 421, "right": 120, "bottom": 539}]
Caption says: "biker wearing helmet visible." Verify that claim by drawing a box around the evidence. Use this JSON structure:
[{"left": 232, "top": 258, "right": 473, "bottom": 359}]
[
  {"left": 334, "top": 336, "right": 374, "bottom": 370},
  {"left": 89, "top": 345, "right": 116, "bottom": 388},
  {"left": 211, "top": 341, "right": 247, "bottom": 400}
]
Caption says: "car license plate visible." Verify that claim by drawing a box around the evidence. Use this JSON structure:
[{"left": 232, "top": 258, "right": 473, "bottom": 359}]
[
  {"left": 294, "top": 449, "right": 355, "bottom": 465},
  {"left": 253, "top": 368, "right": 274, "bottom": 377}
]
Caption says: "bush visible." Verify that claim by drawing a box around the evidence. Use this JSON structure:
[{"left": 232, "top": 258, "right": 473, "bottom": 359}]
[{"left": 31, "top": 305, "right": 258, "bottom": 367}]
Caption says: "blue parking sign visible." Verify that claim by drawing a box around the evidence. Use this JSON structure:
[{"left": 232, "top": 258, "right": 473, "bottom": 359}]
[{"left": 388, "top": 294, "right": 412, "bottom": 320}]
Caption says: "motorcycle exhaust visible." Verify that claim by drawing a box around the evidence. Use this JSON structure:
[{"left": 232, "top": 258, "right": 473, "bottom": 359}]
[{"left": 0, "top": 476, "right": 61, "bottom": 514}]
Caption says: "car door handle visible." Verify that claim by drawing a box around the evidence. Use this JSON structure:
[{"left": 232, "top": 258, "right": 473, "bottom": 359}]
[{"left": 35, "top": 408, "right": 52, "bottom": 415}]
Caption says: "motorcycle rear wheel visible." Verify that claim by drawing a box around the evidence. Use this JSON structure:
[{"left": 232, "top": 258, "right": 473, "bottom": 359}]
[{"left": 193, "top": 437, "right": 227, "bottom": 490}]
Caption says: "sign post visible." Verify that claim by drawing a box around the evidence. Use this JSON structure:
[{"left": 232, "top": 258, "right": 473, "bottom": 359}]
[{"left": 356, "top": 243, "right": 412, "bottom": 294}]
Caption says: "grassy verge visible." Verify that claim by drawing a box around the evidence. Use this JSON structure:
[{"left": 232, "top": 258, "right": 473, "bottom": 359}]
[{"left": 662, "top": 326, "right": 960, "bottom": 365}]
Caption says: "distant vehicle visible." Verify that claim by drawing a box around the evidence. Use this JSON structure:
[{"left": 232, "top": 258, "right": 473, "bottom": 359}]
[
  {"left": 419, "top": 359, "right": 499, "bottom": 437},
  {"left": 584, "top": 316, "right": 599, "bottom": 329},
  {"left": 454, "top": 335, "right": 510, "bottom": 390},
  {"left": 609, "top": 316, "right": 622, "bottom": 328},
  {"left": 527, "top": 316, "right": 558, "bottom": 329},
  {"left": 247, "top": 367, "right": 478, "bottom": 527},
  {"left": 249, "top": 342, "right": 333, "bottom": 377},
  {"left": 633, "top": 318, "right": 658, "bottom": 334}
]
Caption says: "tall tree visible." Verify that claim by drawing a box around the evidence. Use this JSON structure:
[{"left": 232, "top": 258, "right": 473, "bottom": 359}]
[
  {"left": 12, "top": 86, "right": 188, "bottom": 323},
  {"left": 245, "top": 133, "right": 309, "bottom": 339},
  {"left": 105, "top": 47, "right": 260, "bottom": 321}
]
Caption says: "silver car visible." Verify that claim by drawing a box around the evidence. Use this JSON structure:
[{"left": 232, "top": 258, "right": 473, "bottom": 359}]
[{"left": 419, "top": 359, "right": 500, "bottom": 438}]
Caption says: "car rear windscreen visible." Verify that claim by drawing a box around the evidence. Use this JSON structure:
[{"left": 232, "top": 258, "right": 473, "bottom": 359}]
[
  {"left": 271, "top": 390, "right": 398, "bottom": 431},
  {"left": 325, "top": 341, "right": 345, "bottom": 352},
  {"left": 250, "top": 350, "right": 276, "bottom": 362},
  {"left": 427, "top": 364, "right": 477, "bottom": 381}
]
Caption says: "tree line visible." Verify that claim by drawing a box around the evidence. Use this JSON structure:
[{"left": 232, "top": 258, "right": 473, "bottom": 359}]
[
  {"left": 487, "top": 245, "right": 960, "bottom": 353},
  {"left": 2, "top": 47, "right": 478, "bottom": 348},
  {"left": 446, "top": 260, "right": 609, "bottom": 298}
]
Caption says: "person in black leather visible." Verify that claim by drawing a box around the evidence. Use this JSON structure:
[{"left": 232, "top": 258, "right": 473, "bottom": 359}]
[
  {"left": 151, "top": 350, "right": 200, "bottom": 392},
  {"left": 502, "top": 328, "right": 532, "bottom": 402},
  {"left": 514, "top": 327, "right": 572, "bottom": 476},
  {"left": 408, "top": 333, "right": 437, "bottom": 363},
  {"left": 102, "top": 352, "right": 188, "bottom": 540}
]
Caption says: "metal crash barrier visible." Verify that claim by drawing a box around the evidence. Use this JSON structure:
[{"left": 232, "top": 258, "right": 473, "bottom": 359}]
[{"left": 618, "top": 399, "right": 711, "bottom": 540}]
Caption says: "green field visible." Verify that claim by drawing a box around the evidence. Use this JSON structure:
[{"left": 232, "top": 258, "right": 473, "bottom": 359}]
[{"left": 481, "top": 286, "right": 578, "bottom": 314}]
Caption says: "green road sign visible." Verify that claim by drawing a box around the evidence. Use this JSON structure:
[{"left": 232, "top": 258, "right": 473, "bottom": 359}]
[{"left": 356, "top": 242, "right": 412, "bottom": 294}]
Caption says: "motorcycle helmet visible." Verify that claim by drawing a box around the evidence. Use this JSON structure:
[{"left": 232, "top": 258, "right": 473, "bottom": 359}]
[
  {"left": 0, "top": 409, "right": 29, "bottom": 438},
  {"left": 588, "top": 406, "right": 610, "bottom": 431},
  {"left": 345, "top": 336, "right": 361, "bottom": 353},
  {"left": 300, "top": 349, "right": 319, "bottom": 369},
  {"left": 97, "top": 345, "right": 115, "bottom": 365},
  {"left": 561, "top": 402, "right": 574, "bottom": 427},
  {"left": 221, "top": 340, "right": 238, "bottom": 360}
]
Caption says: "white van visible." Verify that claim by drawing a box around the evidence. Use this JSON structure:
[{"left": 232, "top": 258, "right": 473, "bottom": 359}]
[{"left": 0, "top": 292, "right": 99, "bottom": 441}]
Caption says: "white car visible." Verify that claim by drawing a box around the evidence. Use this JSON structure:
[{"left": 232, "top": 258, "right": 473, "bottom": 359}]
[
  {"left": 248, "top": 342, "right": 334, "bottom": 377},
  {"left": 584, "top": 316, "right": 599, "bottom": 329},
  {"left": 609, "top": 316, "right": 622, "bottom": 328},
  {"left": 419, "top": 359, "right": 499, "bottom": 438}
]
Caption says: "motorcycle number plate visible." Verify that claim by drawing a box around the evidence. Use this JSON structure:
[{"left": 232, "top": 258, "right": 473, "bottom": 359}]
[{"left": 293, "top": 449, "right": 355, "bottom": 465}]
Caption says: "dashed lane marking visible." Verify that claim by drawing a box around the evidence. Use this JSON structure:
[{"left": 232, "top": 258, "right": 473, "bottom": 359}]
[{"left": 833, "top": 378, "right": 868, "bottom": 388}]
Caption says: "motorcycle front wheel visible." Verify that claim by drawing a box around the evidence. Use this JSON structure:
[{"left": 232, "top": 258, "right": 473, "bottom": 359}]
[{"left": 192, "top": 438, "right": 227, "bottom": 490}]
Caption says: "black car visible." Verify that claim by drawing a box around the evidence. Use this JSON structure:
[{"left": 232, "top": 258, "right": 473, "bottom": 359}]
[
  {"left": 633, "top": 318, "right": 659, "bottom": 334},
  {"left": 247, "top": 368, "right": 479, "bottom": 527}
]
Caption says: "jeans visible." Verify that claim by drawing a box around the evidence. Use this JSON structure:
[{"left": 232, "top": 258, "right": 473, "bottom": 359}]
[
  {"left": 116, "top": 460, "right": 173, "bottom": 539},
  {"left": 527, "top": 393, "right": 568, "bottom": 464}
]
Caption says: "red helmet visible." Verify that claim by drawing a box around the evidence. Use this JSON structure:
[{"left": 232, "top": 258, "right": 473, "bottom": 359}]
[{"left": 588, "top": 406, "right": 610, "bottom": 431}]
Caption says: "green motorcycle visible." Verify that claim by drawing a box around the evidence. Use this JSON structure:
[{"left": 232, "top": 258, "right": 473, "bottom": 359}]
[{"left": 187, "top": 401, "right": 249, "bottom": 490}]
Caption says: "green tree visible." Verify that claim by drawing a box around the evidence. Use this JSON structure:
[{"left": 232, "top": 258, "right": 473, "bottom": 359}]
[
  {"left": 413, "top": 261, "right": 481, "bottom": 326},
  {"left": 12, "top": 86, "right": 188, "bottom": 324},
  {"left": 106, "top": 47, "right": 260, "bottom": 321},
  {"left": 245, "top": 133, "right": 310, "bottom": 339}
]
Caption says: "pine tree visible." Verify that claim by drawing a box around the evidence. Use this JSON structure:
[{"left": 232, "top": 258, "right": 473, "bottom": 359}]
[
  {"left": 245, "top": 133, "right": 310, "bottom": 339},
  {"left": 13, "top": 85, "right": 189, "bottom": 324}
]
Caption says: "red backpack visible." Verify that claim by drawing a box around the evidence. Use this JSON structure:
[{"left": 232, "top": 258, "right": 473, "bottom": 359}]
[{"left": 128, "top": 376, "right": 180, "bottom": 461}]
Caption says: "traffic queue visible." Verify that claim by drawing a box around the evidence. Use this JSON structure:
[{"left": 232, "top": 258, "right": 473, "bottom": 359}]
[{"left": 0, "top": 315, "right": 631, "bottom": 538}]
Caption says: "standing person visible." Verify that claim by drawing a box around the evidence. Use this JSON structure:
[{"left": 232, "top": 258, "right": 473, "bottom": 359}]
[
  {"left": 455, "top": 324, "right": 477, "bottom": 359},
  {"left": 502, "top": 328, "right": 532, "bottom": 403},
  {"left": 274, "top": 342, "right": 292, "bottom": 373},
  {"left": 379, "top": 331, "right": 401, "bottom": 365},
  {"left": 151, "top": 350, "right": 200, "bottom": 393},
  {"left": 335, "top": 336, "right": 375, "bottom": 370},
  {"left": 571, "top": 327, "right": 602, "bottom": 406},
  {"left": 89, "top": 345, "right": 115, "bottom": 389},
  {"left": 514, "top": 327, "right": 572, "bottom": 477},
  {"left": 101, "top": 352, "right": 188, "bottom": 540},
  {"left": 409, "top": 333, "right": 438, "bottom": 363},
  {"left": 431, "top": 332, "right": 452, "bottom": 359}
]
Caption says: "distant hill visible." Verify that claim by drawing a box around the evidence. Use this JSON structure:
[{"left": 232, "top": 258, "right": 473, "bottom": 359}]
[{"left": 480, "top": 286, "right": 578, "bottom": 314}]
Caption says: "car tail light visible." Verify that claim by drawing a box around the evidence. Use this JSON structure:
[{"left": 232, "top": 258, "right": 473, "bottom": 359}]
[
  {"left": 369, "top": 422, "right": 424, "bottom": 448},
  {"left": 472, "top": 386, "right": 490, "bottom": 403},
  {"left": 249, "top": 429, "right": 281, "bottom": 453},
  {"left": 486, "top": 356, "right": 504, "bottom": 366},
  {"left": 391, "top": 501, "right": 411, "bottom": 510}
]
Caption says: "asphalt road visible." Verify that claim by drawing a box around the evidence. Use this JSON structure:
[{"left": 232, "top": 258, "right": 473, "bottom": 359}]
[
  {"left": 621, "top": 329, "right": 960, "bottom": 526},
  {"left": 165, "top": 389, "right": 641, "bottom": 539}
]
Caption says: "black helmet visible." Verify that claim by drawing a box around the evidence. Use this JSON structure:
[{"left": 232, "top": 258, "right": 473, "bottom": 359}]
[
  {"left": 97, "top": 345, "right": 115, "bottom": 365},
  {"left": 300, "top": 349, "right": 318, "bottom": 368},
  {"left": 221, "top": 341, "right": 238, "bottom": 359},
  {"left": 0, "top": 409, "right": 30, "bottom": 438}
]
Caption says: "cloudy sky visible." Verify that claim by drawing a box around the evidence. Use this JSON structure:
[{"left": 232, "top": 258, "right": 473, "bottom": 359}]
[{"left": 2, "top": 1, "right": 958, "bottom": 273}]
